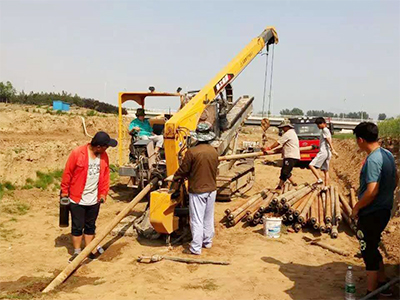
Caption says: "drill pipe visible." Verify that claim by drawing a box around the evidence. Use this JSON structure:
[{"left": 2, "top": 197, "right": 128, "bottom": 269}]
[
  {"left": 283, "top": 186, "right": 313, "bottom": 211},
  {"left": 287, "top": 214, "right": 294, "bottom": 222},
  {"left": 334, "top": 186, "right": 342, "bottom": 223},
  {"left": 287, "top": 186, "right": 313, "bottom": 206},
  {"left": 228, "top": 208, "right": 248, "bottom": 226},
  {"left": 310, "top": 194, "right": 319, "bottom": 225},
  {"left": 330, "top": 186, "right": 335, "bottom": 217},
  {"left": 245, "top": 198, "right": 264, "bottom": 218},
  {"left": 287, "top": 207, "right": 295, "bottom": 215},
  {"left": 281, "top": 184, "right": 309, "bottom": 205},
  {"left": 293, "top": 223, "right": 302, "bottom": 232},
  {"left": 259, "top": 217, "right": 264, "bottom": 224},
  {"left": 282, "top": 214, "right": 288, "bottom": 222},
  {"left": 292, "top": 195, "right": 308, "bottom": 217},
  {"left": 324, "top": 190, "right": 332, "bottom": 224},
  {"left": 331, "top": 225, "right": 338, "bottom": 239},
  {"left": 339, "top": 193, "right": 353, "bottom": 218},
  {"left": 298, "top": 190, "right": 319, "bottom": 224},
  {"left": 275, "top": 184, "right": 307, "bottom": 205},
  {"left": 256, "top": 192, "right": 274, "bottom": 214},
  {"left": 341, "top": 209, "right": 357, "bottom": 232},
  {"left": 325, "top": 222, "right": 332, "bottom": 233},
  {"left": 318, "top": 194, "right": 326, "bottom": 233},
  {"left": 330, "top": 199, "right": 338, "bottom": 238},
  {"left": 350, "top": 188, "right": 357, "bottom": 209}
]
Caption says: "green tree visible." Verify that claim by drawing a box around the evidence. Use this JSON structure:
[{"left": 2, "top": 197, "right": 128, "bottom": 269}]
[
  {"left": 378, "top": 113, "right": 387, "bottom": 120},
  {"left": 280, "top": 108, "right": 304, "bottom": 116},
  {"left": 0, "top": 81, "right": 17, "bottom": 103},
  {"left": 306, "top": 110, "right": 337, "bottom": 117}
]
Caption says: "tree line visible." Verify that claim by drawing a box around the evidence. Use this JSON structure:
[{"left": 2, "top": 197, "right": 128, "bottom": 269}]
[
  {"left": 0, "top": 81, "right": 127, "bottom": 115},
  {"left": 278, "top": 108, "right": 388, "bottom": 120}
]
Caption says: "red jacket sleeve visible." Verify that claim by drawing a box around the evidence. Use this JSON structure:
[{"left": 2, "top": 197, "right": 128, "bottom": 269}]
[
  {"left": 60, "top": 149, "right": 77, "bottom": 195},
  {"left": 98, "top": 153, "right": 110, "bottom": 198}
]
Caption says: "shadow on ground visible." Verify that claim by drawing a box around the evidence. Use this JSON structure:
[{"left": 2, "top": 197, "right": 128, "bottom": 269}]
[{"left": 262, "top": 257, "right": 400, "bottom": 300}]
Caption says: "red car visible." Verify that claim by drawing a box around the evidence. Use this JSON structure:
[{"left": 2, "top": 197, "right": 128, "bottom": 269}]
[{"left": 289, "top": 117, "right": 333, "bottom": 164}]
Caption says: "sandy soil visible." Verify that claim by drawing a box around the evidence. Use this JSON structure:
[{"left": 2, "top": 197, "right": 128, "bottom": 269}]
[{"left": 0, "top": 106, "right": 399, "bottom": 300}]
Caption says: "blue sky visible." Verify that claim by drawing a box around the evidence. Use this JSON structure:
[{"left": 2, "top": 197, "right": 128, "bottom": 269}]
[{"left": 0, "top": 0, "right": 399, "bottom": 117}]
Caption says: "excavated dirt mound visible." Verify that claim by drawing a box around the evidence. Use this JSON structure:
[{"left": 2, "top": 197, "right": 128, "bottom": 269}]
[
  {"left": 0, "top": 103, "right": 131, "bottom": 185},
  {"left": 331, "top": 138, "right": 400, "bottom": 264}
]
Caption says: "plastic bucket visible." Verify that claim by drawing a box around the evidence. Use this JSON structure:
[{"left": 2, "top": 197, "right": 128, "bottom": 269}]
[{"left": 263, "top": 216, "right": 282, "bottom": 238}]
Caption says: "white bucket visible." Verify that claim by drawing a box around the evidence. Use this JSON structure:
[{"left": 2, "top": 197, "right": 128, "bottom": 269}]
[{"left": 263, "top": 216, "right": 282, "bottom": 238}]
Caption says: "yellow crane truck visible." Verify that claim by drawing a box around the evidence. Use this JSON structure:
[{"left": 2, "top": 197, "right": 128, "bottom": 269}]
[{"left": 148, "top": 27, "right": 279, "bottom": 235}]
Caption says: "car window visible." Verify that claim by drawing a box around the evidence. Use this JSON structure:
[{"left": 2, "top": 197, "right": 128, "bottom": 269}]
[{"left": 294, "top": 124, "right": 320, "bottom": 135}]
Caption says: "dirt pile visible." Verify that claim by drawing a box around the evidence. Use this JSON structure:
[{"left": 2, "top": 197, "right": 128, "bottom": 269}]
[{"left": 0, "top": 104, "right": 131, "bottom": 185}]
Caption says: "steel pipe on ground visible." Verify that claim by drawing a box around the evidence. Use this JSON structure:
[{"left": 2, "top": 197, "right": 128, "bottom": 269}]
[
  {"left": 339, "top": 193, "right": 353, "bottom": 218},
  {"left": 318, "top": 194, "right": 326, "bottom": 233},
  {"left": 334, "top": 186, "right": 342, "bottom": 223},
  {"left": 324, "top": 190, "right": 332, "bottom": 224}
]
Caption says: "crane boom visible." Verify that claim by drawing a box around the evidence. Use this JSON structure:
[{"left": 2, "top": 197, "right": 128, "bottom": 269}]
[{"left": 164, "top": 27, "right": 278, "bottom": 175}]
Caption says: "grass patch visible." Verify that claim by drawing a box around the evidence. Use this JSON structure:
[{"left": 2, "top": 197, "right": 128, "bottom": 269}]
[
  {"left": 12, "top": 147, "right": 25, "bottom": 154},
  {"left": 0, "top": 224, "right": 21, "bottom": 241},
  {"left": 87, "top": 110, "right": 97, "bottom": 117},
  {"left": 2, "top": 201, "right": 30, "bottom": 215},
  {"left": 110, "top": 164, "right": 119, "bottom": 183},
  {"left": 333, "top": 133, "right": 354, "bottom": 140},
  {"left": 0, "top": 182, "right": 17, "bottom": 200},
  {"left": 4, "top": 181, "right": 16, "bottom": 190},
  {"left": 184, "top": 279, "right": 219, "bottom": 291},
  {"left": 33, "top": 169, "right": 63, "bottom": 190}
]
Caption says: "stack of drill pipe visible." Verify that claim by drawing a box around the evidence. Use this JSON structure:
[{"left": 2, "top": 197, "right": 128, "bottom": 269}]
[
  {"left": 297, "top": 190, "right": 319, "bottom": 224},
  {"left": 333, "top": 186, "right": 342, "bottom": 223},
  {"left": 245, "top": 190, "right": 273, "bottom": 224},
  {"left": 225, "top": 188, "right": 269, "bottom": 225},
  {"left": 350, "top": 188, "right": 357, "bottom": 209},
  {"left": 318, "top": 193, "right": 326, "bottom": 233}
]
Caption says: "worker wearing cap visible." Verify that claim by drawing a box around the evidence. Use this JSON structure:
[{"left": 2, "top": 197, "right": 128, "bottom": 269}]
[
  {"left": 171, "top": 123, "right": 219, "bottom": 255},
  {"left": 129, "top": 108, "right": 164, "bottom": 152},
  {"left": 60, "top": 131, "right": 117, "bottom": 263},
  {"left": 262, "top": 119, "right": 300, "bottom": 190}
]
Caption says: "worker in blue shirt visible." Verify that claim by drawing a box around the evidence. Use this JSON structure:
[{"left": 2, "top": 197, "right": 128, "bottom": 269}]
[
  {"left": 129, "top": 108, "right": 163, "bottom": 152},
  {"left": 352, "top": 122, "right": 398, "bottom": 297}
]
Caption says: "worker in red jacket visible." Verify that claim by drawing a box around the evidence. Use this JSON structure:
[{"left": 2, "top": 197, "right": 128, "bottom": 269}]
[{"left": 61, "top": 131, "right": 117, "bottom": 262}]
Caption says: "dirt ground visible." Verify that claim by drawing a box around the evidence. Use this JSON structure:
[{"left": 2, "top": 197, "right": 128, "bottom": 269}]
[{"left": 0, "top": 105, "right": 399, "bottom": 300}]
